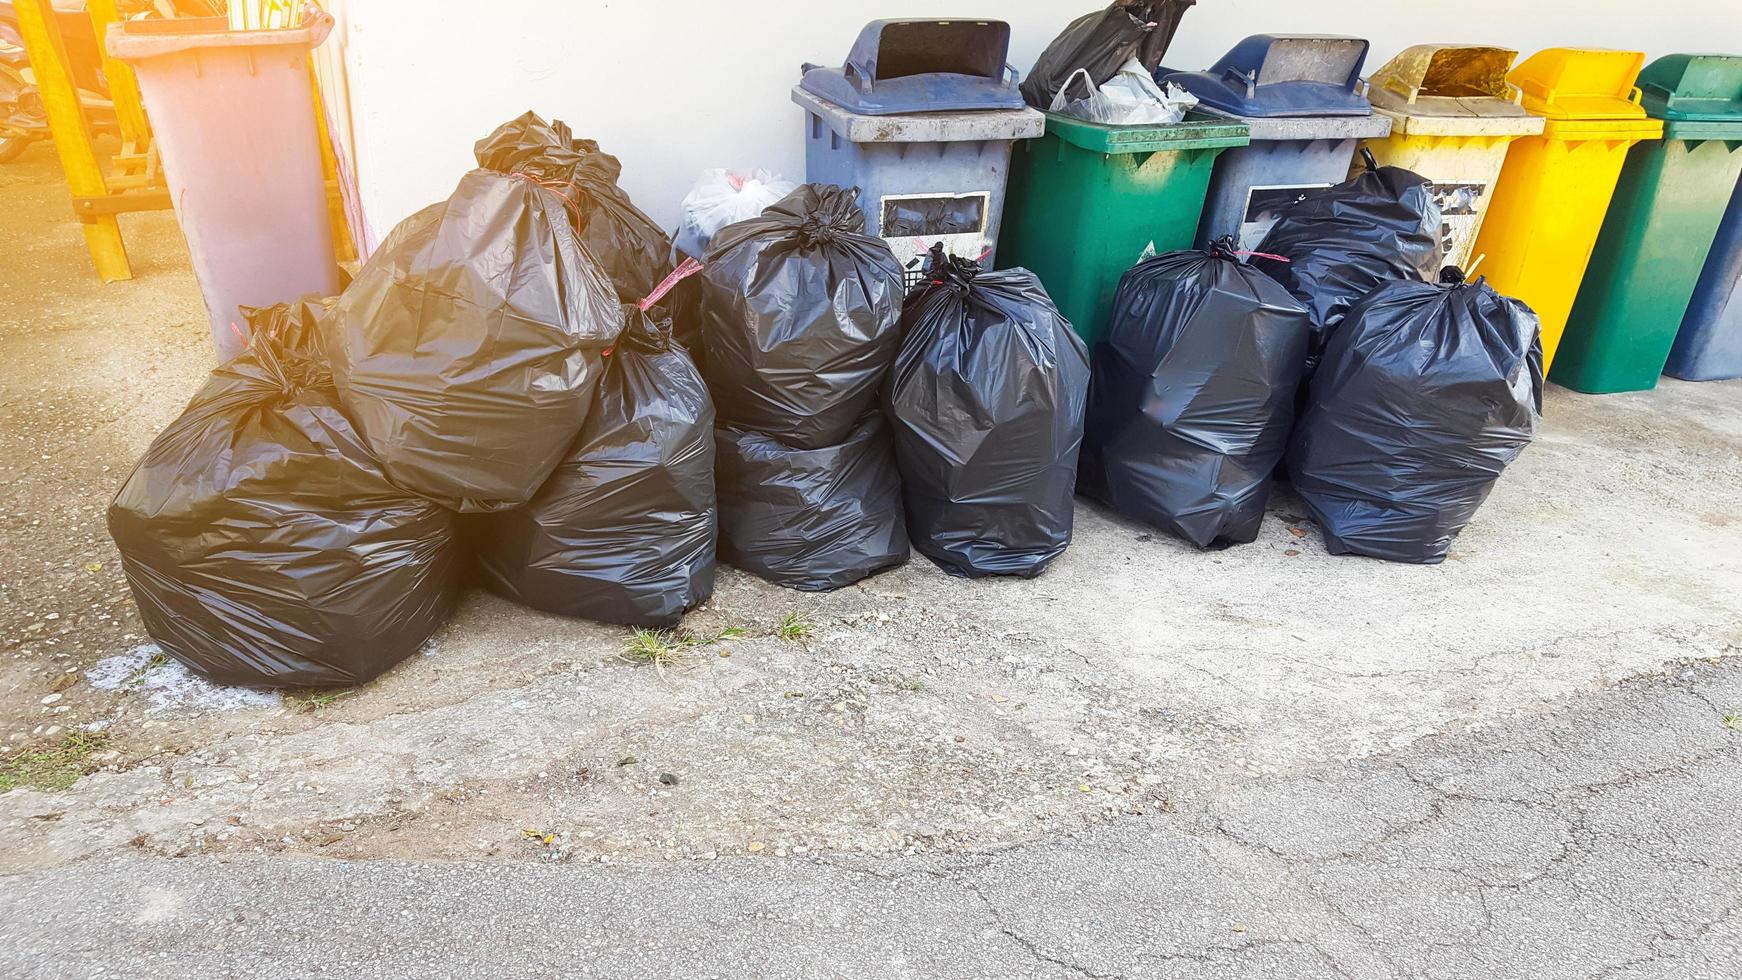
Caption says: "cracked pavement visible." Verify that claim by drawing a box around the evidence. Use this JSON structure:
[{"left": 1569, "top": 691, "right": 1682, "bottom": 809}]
[{"left": 4, "top": 659, "right": 1738, "bottom": 979}]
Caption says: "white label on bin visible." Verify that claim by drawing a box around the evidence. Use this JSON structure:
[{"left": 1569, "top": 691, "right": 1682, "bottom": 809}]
[
  {"left": 1431, "top": 182, "right": 1489, "bottom": 269},
  {"left": 1241, "top": 183, "right": 1333, "bottom": 250},
  {"left": 879, "top": 192, "right": 993, "bottom": 287}
]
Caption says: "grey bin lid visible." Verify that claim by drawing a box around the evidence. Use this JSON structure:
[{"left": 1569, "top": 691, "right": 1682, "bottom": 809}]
[
  {"left": 799, "top": 19, "right": 1027, "bottom": 115},
  {"left": 1164, "top": 34, "right": 1375, "bottom": 118},
  {"left": 792, "top": 87, "right": 1043, "bottom": 145}
]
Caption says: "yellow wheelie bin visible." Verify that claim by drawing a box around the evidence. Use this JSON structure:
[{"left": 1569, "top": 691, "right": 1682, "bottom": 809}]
[
  {"left": 1468, "top": 48, "right": 1663, "bottom": 370},
  {"left": 1360, "top": 45, "right": 1545, "bottom": 269}
]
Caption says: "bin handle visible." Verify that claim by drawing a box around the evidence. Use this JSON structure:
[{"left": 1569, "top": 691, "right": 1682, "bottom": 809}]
[
  {"left": 1376, "top": 74, "right": 1420, "bottom": 106},
  {"left": 844, "top": 61, "right": 872, "bottom": 95},
  {"left": 1004, "top": 62, "right": 1023, "bottom": 85},
  {"left": 1222, "top": 65, "right": 1257, "bottom": 99},
  {"left": 1628, "top": 85, "right": 1643, "bottom": 107},
  {"left": 1505, "top": 82, "right": 1525, "bottom": 107}
]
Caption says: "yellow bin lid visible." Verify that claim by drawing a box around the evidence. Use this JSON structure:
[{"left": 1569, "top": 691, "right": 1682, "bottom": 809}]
[
  {"left": 1367, "top": 44, "right": 1543, "bottom": 135},
  {"left": 1509, "top": 47, "right": 1649, "bottom": 120}
]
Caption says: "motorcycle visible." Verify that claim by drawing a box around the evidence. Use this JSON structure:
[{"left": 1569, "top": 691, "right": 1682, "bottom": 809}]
[{"left": 0, "top": 0, "right": 131, "bottom": 163}]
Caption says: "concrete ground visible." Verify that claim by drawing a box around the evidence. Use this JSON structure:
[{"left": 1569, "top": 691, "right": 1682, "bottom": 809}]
[{"left": 1, "top": 142, "right": 1740, "bottom": 977}]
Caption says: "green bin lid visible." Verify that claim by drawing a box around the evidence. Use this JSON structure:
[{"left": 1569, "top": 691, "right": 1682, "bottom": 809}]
[
  {"left": 1043, "top": 111, "right": 1250, "bottom": 155},
  {"left": 1637, "top": 54, "right": 1742, "bottom": 122}
]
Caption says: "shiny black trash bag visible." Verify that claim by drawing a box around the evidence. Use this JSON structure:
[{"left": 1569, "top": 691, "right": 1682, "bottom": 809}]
[
  {"left": 1250, "top": 150, "right": 1443, "bottom": 340},
  {"left": 1287, "top": 270, "right": 1543, "bottom": 564},
  {"left": 700, "top": 183, "right": 905, "bottom": 449},
  {"left": 330, "top": 110, "right": 624, "bottom": 513},
  {"left": 108, "top": 299, "right": 464, "bottom": 689},
  {"left": 1079, "top": 242, "right": 1313, "bottom": 548},
  {"left": 473, "top": 304, "right": 717, "bottom": 628},
  {"left": 1021, "top": 0, "right": 1195, "bottom": 109},
  {"left": 715, "top": 415, "right": 909, "bottom": 592},
  {"left": 887, "top": 248, "right": 1091, "bottom": 578}
]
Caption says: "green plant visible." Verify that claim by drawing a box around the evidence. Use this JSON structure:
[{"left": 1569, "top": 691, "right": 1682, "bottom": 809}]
[
  {"left": 125, "top": 653, "right": 168, "bottom": 689},
  {"left": 0, "top": 731, "right": 110, "bottom": 793},
  {"left": 285, "top": 690, "right": 353, "bottom": 715},
  {"left": 776, "top": 612, "right": 814, "bottom": 643}
]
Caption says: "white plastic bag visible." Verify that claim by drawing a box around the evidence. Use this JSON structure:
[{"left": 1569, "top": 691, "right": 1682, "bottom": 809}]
[
  {"left": 672, "top": 169, "right": 798, "bottom": 262},
  {"left": 1050, "top": 58, "right": 1198, "bottom": 126}
]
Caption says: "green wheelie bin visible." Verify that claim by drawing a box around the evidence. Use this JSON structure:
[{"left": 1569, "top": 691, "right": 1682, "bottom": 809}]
[
  {"left": 1553, "top": 54, "right": 1742, "bottom": 394},
  {"left": 997, "top": 113, "right": 1249, "bottom": 348}
]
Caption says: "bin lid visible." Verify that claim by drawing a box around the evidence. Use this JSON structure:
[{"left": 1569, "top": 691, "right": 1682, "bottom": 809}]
[
  {"left": 1162, "top": 35, "right": 1374, "bottom": 118},
  {"left": 798, "top": 19, "right": 1026, "bottom": 115},
  {"left": 1508, "top": 48, "right": 1648, "bottom": 121},
  {"left": 1367, "top": 45, "right": 1533, "bottom": 118},
  {"left": 1636, "top": 54, "right": 1742, "bottom": 122},
  {"left": 1042, "top": 110, "right": 1249, "bottom": 155},
  {"left": 107, "top": 11, "right": 333, "bottom": 60},
  {"left": 792, "top": 87, "right": 1044, "bottom": 144}
]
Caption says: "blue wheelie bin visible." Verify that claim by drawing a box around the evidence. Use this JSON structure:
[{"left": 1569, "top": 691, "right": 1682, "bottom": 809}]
[
  {"left": 1163, "top": 35, "right": 1392, "bottom": 249},
  {"left": 795, "top": 20, "right": 1044, "bottom": 285},
  {"left": 1666, "top": 175, "right": 1742, "bottom": 381}
]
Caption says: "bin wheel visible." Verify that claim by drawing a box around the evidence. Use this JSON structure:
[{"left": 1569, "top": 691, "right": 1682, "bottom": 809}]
[{"left": 0, "top": 135, "right": 31, "bottom": 164}]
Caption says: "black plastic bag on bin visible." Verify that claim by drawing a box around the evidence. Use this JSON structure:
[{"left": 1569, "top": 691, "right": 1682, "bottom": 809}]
[
  {"left": 701, "top": 183, "right": 905, "bottom": 449},
  {"left": 1287, "top": 270, "right": 1543, "bottom": 564},
  {"left": 1079, "top": 240, "right": 1313, "bottom": 548},
  {"left": 473, "top": 293, "right": 717, "bottom": 628},
  {"left": 1022, "top": 0, "right": 1195, "bottom": 110},
  {"left": 715, "top": 415, "right": 909, "bottom": 592},
  {"left": 887, "top": 247, "right": 1091, "bottom": 578},
  {"left": 108, "top": 299, "right": 463, "bottom": 689},
  {"left": 1250, "top": 150, "right": 1443, "bottom": 341},
  {"left": 330, "top": 111, "right": 624, "bottom": 513}
]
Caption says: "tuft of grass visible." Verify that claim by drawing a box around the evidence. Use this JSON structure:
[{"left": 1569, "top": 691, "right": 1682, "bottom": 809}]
[
  {"left": 621, "top": 625, "right": 747, "bottom": 678},
  {"left": 623, "top": 628, "right": 690, "bottom": 675},
  {"left": 126, "top": 654, "right": 168, "bottom": 688},
  {"left": 776, "top": 612, "right": 814, "bottom": 643},
  {"left": 1723, "top": 712, "right": 1742, "bottom": 732},
  {"left": 0, "top": 731, "right": 110, "bottom": 794},
  {"left": 285, "top": 690, "right": 353, "bottom": 715}
]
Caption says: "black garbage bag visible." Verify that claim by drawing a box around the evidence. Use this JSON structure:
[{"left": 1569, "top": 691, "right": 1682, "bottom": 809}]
[
  {"left": 887, "top": 247, "right": 1091, "bottom": 578},
  {"left": 1287, "top": 270, "right": 1543, "bottom": 564},
  {"left": 715, "top": 415, "right": 909, "bottom": 592},
  {"left": 473, "top": 300, "right": 717, "bottom": 628},
  {"left": 108, "top": 299, "right": 463, "bottom": 689},
  {"left": 1079, "top": 240, "right": 1314, "bottom": 548},
  {"left": 700, "top": 183, "right": 905, "bottom": 449},
  {"left": 1250, "top": 150, "right": 1443, "bottom": 341},
  {"left": 330, "top": 110, "right": 624, "bottom": 514},
  {"left": 1021, "top": 0, "right": 1195, "bottom": 109}
]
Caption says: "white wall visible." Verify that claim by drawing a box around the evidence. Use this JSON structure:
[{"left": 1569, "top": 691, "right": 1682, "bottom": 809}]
[{"left": 338, "top": 0, "right": 1742, "bottom": 243}]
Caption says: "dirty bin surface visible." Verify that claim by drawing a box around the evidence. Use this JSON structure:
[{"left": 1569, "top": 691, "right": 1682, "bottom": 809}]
[{"left": 1361, "top": 44, "right": 1545, "bottom": 268}]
